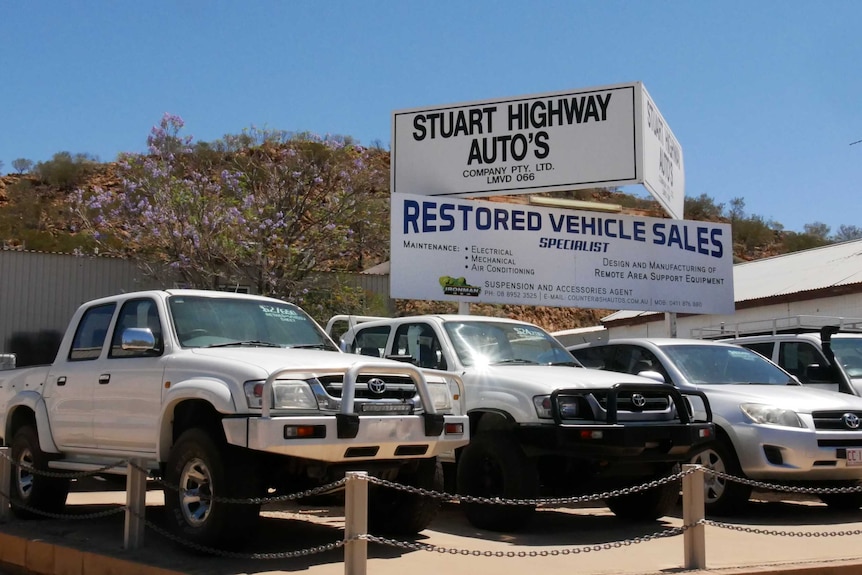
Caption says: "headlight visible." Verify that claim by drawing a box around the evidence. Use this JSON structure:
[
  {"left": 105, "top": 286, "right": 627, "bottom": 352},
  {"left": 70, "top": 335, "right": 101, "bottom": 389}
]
[
  {"left": 740, "top": 403, "right": 804, "bottom": 428},
  {"left": 533, "top": 395, "right": 552, "bottom": 419},
  {"left": 558, "top": 396, "right": 581, "bottom": 419},
  {"left": 426, "top": 381, "right": 453, "bottom": 413},
  {"left": 244, "top": 379, "right": 318, "bottom": 410}
]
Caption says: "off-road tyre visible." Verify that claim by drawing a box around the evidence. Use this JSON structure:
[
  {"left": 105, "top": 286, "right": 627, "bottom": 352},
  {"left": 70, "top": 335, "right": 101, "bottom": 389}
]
[
  {"left": 690, "top": 439, "right": 752, "bottom": 516},
  {"left": 605, "top": 465, "right": 681, "bottom": 521},
  {"left": 368, "top": 457, "right": 443, "bottom": 535},
  {"left": 456, "top": 432, "right": 539, "bottom": 531},
  {"left": 9, "top": 425, "right": 70, "bottom": 519},
  {"left": 164, "top": 428, "right": 261, "bottom": 549}
]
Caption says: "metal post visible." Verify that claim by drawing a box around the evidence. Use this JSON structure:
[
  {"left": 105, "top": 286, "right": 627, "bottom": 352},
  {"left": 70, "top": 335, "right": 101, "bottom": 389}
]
[
  {"left": 124, "top": 459, "right": 147, "bottom": 549},
  {"left": 0, "top": 447, "right": 10, "bottom": 522},
  {"left": 665, "top": 312, "right": 678, "bottom": 338},
  {"left": 344, "top": 471, "right": 368, "bottom": 575},
  {"left": 682, "top": 463, "right": 706, "bottom": 569},
  {"left": 458, "top": 301, "right": 470, "bottom": 315}
]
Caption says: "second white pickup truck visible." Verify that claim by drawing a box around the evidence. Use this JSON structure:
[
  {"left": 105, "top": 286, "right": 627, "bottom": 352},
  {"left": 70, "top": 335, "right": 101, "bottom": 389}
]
[
  {"left": 0, "top": 290, "right": 469, "bottom": 548},
  {"left": 330, "top": 314, "right": 713, "bottom": 531}
]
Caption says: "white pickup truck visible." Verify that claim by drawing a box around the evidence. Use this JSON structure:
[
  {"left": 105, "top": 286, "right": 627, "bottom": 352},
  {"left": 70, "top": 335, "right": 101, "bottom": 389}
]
[
  {"left": 0, "top": 290, "right": 469, "bottom": 548},
  {"left": 329, "top": 314, "right": 713, "bottom": 531}
]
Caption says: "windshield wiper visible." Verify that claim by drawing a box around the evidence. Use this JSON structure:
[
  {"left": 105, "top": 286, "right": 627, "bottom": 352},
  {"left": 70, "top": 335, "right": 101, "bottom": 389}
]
[
  {"left": 549, "top": 361, "right": 580, "bottom": 367},
  {"left": 492, "top": 358, "right": 539, "bottom": 365},
  {"left": 288, "top": 343, "right": 334, "bottom": 350},
  {"left": 207, "top": 340, "right": 282, "bottom": 348}
]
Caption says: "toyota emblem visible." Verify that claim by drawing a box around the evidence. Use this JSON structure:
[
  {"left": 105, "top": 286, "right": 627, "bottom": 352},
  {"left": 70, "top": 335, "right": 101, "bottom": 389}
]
[
  {"left": 843, "top": 413, "right": 860, "bottom": 430},
  {"left": 631, "top": 393, "right": 646, "bottom": 408},
  {"left": 367, "top": 378, "right": 386, "bottom": 395}
]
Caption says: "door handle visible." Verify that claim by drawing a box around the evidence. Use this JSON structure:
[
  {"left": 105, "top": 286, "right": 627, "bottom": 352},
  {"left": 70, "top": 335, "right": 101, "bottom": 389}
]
[
  {"left": 98, "top": 374, "right": 111, "bottom": 384},
  {"left": 56, "top": 376, "right": 67, "bottom": 386}
]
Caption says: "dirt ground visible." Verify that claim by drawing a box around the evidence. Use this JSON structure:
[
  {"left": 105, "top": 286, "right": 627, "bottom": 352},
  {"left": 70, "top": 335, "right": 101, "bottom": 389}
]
[{"left": 3, "top": 479, "right": 862, "bottom": 575}]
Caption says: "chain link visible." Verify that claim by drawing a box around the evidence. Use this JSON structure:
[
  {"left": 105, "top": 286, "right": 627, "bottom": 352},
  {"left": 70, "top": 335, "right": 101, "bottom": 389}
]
[
  {"left": 0, "top": 449, "right": 131, "bottom": 480},
  {"left": 0, "top": 489, "right": 127, "bottom": 520},
  {"left": 364, "top": 466, "right": 696, "bottom": 506},
  {"left": 706, "top": 468, "right": 862, "bottom": 494},
  {"left": 357, "top": 523, "right": 695, "bottom": 557},
  {"left": 703, "top": 518, "right": 862, "bottom": 538},
  {"left": 125, "top": 506, "right": 345, "bottom": 559}
]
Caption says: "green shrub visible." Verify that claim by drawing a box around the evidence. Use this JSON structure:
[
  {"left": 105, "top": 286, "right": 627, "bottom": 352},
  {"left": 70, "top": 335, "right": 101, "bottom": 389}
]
[{"left": 34, "top": 152, "right": 98, "bottom": 190}]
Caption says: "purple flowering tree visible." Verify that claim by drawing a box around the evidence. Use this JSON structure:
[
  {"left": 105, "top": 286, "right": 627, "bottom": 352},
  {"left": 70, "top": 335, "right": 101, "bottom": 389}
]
[{"left": 70, "top": 114, "right": 390, "bottom": 314}]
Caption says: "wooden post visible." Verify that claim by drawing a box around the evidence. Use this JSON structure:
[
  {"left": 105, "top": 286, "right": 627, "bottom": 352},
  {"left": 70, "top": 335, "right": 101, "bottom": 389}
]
[
  {"left": 682, "top": 463, "right": 706, "bottom": 569},
  {"left": 124, "top": 459, "right": 147, "bottom": 549},
  {"left": 0, "top": 447, "right": 10, "bottom": 522},
  {"left": 344, "top": 471, "right": 368, "bottom": 575}
]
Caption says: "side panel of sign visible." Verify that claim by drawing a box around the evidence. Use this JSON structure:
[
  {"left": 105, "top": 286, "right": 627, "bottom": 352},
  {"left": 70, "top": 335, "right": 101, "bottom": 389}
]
[
  {"left": 391, "top": 83, "right": 640, "bottom": 198},
  {"left": 638, "top": 84, "right": 685, "bottom": 220},
  {"left": 390, "top": 194, "right": 734, "bottom": 315}
]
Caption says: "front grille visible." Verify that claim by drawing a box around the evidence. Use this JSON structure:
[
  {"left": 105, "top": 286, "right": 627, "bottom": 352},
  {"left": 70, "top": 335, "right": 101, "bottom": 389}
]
[
  {"left": 316, "top": 374, "right": 417, "bottom": 401},
  {"left": 592, "top": 391, "right": 672, "bottom": 412},
  {"left": 811, "top": 411, "right": 862, "bottom": 431}
]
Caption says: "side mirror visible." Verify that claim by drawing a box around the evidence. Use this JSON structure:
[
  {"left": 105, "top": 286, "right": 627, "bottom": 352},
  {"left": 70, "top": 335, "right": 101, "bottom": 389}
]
[
  {"left": 122, "top": 328, "right": 156, "bottom": 352},
  {"left": 637, "top": 369, "right": 666, "bottom": 383}
]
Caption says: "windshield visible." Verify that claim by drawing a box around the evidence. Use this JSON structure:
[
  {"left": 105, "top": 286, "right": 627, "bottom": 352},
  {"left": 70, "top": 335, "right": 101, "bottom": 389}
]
[
  {"left": 442, "top": 320, "right": 578, "bottom": 367},
  {"left": 832, "top": 338, "right": 862, "bottom": 378},
  {"left": 168, "top": 295, "right": 337, "bottom": 350},
  {"left": 663, "top": 344, "right": 794, "bottom": 385}
]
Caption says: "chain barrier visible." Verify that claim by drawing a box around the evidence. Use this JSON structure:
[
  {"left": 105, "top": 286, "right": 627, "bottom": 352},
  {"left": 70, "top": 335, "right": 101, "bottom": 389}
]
[
  {"left": 357, "top": 523, "right": 695, "bottom": 557},
  {"left": 702, "top": 518, "right": 862, "bottom": 538},
  {"left": 363, "top": 466, "right": 695, "bottom": 506},
  {"left": 5, "top": 452, "right": 862, "bottom": 561},
  {"left": 0, "top": 488, "right": 126, "bottom": 520},
  {"left": 0, "top": 449, "right": 130, "bottom": 480},
  {"left": 707, "top": 468, "right": 862, "bottom": 494},
  {"left": 124, "top": 506, "right": 345, "bottom": 560}
]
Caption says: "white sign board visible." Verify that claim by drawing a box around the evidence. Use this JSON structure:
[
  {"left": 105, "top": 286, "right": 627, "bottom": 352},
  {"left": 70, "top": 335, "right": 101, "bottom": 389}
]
[
  {"left": 390, "top": 194, "right": 733, "bottom": 315},
  {"left": 392, "top": 81, "right": 685, "bottom": 220}
]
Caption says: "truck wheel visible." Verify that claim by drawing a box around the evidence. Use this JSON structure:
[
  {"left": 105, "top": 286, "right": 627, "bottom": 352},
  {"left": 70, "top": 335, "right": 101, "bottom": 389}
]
[
  {"left": 164, "top": 428, "right": 261, "bottom": 549},
  {"left": 368, "top": 457, "right": 443, "bottom": 535},
  {"left": 690, "top": 439, "right": 752, "bottom": 515},
  {"left": 9, "top": 425, "right": 70, "bottom": 519},
  {"left": 605, "top": 465, "right": 680, "bottom": 521},
  {"left": 818, "top": 482, "right": 862, "bottom": 510},
  {"left": 456, "top": 433, "right": 538, "bottom": 531}
]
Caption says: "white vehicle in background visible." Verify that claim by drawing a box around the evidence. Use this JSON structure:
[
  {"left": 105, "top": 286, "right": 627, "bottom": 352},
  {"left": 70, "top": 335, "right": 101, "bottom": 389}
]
[
  {"left": 330, "top": 314, "right": 714, "bottom": 531},
  {"left": 697, "top": 316, "right": 862, "bottom": 397},
  {"left": 568, "top": 337, "right": 862, "bottom": 515}
]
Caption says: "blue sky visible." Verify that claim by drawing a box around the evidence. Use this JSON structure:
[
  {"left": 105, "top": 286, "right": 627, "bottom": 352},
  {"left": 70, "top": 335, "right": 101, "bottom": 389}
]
[{"left": 2, "top": 1, "right": 860, "bottom": 234}]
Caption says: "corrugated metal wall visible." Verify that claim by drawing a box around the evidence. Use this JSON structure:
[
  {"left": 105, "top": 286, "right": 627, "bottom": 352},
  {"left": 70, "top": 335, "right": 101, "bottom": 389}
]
[
  {"left": 0, "top": 250, "right": 394, "bottom": 360},
  {"left": 0, "top": 250, "right": 167, "bottom": 359}
]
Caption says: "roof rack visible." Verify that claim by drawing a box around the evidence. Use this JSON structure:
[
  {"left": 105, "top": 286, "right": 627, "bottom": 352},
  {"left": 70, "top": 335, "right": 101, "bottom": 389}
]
[{"left": 691, "top": 315, "right": 862, "bottom": 339}]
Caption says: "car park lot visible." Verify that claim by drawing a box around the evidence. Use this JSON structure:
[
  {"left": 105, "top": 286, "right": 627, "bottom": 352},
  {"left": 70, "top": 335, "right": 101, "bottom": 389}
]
[{"left": 3, "top": 478, "right": 862, "bottom": 575}]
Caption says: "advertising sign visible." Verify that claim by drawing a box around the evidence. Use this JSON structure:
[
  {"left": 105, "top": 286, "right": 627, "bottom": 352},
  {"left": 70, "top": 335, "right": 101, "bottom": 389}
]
[
  {"left": 392, "top": 81, "right": 684, "bottom": 219},
  {"left": 390, "top": 194, "right": 734, "bottom": 315}
]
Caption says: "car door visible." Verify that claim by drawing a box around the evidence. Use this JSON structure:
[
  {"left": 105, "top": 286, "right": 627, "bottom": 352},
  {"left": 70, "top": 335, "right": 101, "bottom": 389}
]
[
  {"left": 92, "top": 297, "right": 167, "bottom": 453},
  {"left": 44, "top": 302, "right": 115, "bottom": 450}
]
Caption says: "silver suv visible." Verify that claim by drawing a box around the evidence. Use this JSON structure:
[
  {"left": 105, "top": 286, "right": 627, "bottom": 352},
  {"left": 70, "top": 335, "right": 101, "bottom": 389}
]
[{"left": 568, "top": 337, "right": 862, "bottom": 515}]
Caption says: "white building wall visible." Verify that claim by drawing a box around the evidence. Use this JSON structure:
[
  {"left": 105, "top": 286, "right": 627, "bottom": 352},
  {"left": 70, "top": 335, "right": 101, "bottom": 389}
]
[{"left": 605, "top": 293, "right": 862, "bottom": 339}]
